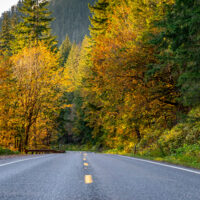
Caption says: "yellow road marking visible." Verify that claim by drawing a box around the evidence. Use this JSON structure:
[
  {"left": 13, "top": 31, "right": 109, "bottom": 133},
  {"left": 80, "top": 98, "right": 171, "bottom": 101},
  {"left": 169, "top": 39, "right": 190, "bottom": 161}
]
[
  {"left": 83, "top": 153, "right": 87, "bottom": 156},
  {"left": 83, "top": 158, "right": 86, "bottom": 161},
  {"left": 85, "top": 175, "right": 93, "bottom": 184},
  {"left": 84, "top": 162, "right": 88, "bottom": 166}
]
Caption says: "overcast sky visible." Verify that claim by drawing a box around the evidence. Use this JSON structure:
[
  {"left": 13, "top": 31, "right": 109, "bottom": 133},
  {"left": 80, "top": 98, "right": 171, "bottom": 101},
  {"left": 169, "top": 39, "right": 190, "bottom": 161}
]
[{"left": 0, "top": 0, "right": 19, "bottom": 16}]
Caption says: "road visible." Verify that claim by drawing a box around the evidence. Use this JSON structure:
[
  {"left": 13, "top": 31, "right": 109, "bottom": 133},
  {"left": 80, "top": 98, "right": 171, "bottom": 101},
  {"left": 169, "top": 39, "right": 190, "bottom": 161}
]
[{"left": 0, "top": 152, "right": 200, "bottom": 200}]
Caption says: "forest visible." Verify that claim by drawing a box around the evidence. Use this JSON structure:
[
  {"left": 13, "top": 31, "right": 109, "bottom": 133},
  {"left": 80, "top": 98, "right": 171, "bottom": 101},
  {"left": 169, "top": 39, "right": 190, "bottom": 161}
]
[
  {"left": 0, "top": 0, "right": 96, "bottom": 44},
  {"left": 0, "top": 0, "right": 200, "bottom": 167}
]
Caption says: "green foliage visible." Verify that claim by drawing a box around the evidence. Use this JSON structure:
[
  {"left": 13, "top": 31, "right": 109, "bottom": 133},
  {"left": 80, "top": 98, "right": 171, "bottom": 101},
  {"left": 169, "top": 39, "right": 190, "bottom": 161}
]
[
  {"left": 0, "top": 12, "right": 16, "bottom": 55},
  {"left": 162, "top": 143, "right": 200, "bottom": 169},
  {"left": 0, "top": 0, "right": 96, "bottom": 45},
  {"left": 0, "top": 146, "right": 19, "bottom": 155},
  {"left": 72, "top": 91, "right": 93, "bottom": 144},
  {"left": 1, "top": 0, "right": 200, "bottom": 169},
  {"left": 65, "top": 144, "right": 98, "bottom": 152},
  {"left": 158, "top": 107, "right": 200, "bottom": 154},
  {"left": 89, "top": 0, "right": 109, "bottom": 38},
  {"left": 12, "top": 0, "right": 57, "bottom": 52},
  {"left": 0, "top": 13, "right": 11, "bottom": 51},
  {"left": 150, "top": 0, "right": 200, "bottom": 106},
  {"left": 59, "top": 34, "right": 71, "bottom": 66}
]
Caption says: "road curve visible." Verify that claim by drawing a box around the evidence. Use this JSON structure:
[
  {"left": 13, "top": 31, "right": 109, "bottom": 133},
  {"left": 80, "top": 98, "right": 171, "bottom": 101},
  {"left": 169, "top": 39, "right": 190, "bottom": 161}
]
[{"left": 0, "top": 152, "right": 200, "bottom": 200}]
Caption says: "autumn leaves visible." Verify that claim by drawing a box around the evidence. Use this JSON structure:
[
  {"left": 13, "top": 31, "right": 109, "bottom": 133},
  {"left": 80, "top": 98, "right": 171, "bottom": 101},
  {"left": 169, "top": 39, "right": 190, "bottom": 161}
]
[
  {"left": 0, "top": 0, "right": 64, "bottom": 151},
  {"left": 1, "top": 0, "right": 199, "bottom": 154}
]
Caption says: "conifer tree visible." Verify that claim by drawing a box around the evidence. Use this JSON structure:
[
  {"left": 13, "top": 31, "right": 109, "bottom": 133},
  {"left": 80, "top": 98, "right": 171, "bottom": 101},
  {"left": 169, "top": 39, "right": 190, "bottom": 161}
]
[
  {"left": 59, "top": 34, "right": 72, "bottom": 66},
  {"left": 0, "top": 12, "right": 12, "bottom": 55},
  {"left": 89, "top": 0, "right": 110, "bottom": 38},
  {"left": 152, "top": 0, "right": 200, "bottom": 106},
  {"left": 13, "top": 0, "right": 57, "bottom": 52}
]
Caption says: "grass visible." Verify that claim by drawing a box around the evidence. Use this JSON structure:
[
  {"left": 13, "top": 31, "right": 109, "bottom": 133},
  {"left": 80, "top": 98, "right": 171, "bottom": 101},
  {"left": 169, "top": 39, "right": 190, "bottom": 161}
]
[
  {"left": 157, "top": 144, "right": 200, "bottom": 169},
  {"left": 103, "top": 144, "right": 200, "bottom": 170},
  {"left": 65, "top": 144, "right": 98, "bottom": 152},
  {"left": 64, "top": 143, "right": 200, "bottom": 170}
]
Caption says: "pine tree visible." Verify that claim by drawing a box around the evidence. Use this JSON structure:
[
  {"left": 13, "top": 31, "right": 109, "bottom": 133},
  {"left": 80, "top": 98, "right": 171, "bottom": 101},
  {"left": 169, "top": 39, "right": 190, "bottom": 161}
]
[
  {"left": 152, "top": 0, "right": 200, "bottom": 107},
  {"left": 13, "top": 0, "right": 57, "bottom": 52},
  {"left": 64, "top": 43, "right": 81, "bottom": 88},
  {"left": 89, "top": 0, "right": 110, "bottom": 38},
  {"left": 0, "top": 12, "right": 12, "bottom": 55},
  {"left": 59, "top": 34, "right": 72, "bottom": 66}
]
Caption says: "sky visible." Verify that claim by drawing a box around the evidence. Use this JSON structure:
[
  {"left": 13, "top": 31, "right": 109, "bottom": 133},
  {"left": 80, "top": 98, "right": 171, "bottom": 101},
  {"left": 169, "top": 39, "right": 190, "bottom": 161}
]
[{"left": 0, "top": 0, "right": 19, "bottom": 16}]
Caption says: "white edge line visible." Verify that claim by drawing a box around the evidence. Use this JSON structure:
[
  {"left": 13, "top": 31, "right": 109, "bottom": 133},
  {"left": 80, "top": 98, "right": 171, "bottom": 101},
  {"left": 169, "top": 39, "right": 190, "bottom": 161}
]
[
  {"left": 115, "top": 154, "right": 200, "bottom": 175},
  {"left": 0, "top": 155, "right": 54, "bottom": 167}
]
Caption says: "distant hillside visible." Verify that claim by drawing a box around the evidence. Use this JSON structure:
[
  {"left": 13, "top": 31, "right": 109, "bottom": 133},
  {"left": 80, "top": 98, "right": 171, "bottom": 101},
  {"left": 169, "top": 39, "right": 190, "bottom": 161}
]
[
  {"left": 0, "top": 0, "right": 96, "bottom": 44},
  {"left": 50, "top": 0, "right": 95, "bottom": 44}
]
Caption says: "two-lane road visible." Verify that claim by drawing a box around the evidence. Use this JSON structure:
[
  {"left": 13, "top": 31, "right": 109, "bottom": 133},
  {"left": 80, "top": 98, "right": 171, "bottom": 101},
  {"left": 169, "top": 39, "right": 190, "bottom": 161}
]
[{"left": 0, "top": 152, "right": 200, "bottom": 200}]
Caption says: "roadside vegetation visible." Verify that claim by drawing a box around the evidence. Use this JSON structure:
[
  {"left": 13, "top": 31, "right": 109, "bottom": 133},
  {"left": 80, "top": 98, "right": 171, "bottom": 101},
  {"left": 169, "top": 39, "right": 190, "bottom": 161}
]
[
  {"left": 0, "top": 147, "right": 19, "bottom": 156},
  {"left": 60, "top": 0, "right": 200, "bottom": 169}
]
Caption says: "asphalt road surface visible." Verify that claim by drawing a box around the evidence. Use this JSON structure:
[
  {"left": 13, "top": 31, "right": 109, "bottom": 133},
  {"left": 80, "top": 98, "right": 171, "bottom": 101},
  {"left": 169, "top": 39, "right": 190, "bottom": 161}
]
[{"left": 0, "top": 152, "right": 200, "bottom": 200}]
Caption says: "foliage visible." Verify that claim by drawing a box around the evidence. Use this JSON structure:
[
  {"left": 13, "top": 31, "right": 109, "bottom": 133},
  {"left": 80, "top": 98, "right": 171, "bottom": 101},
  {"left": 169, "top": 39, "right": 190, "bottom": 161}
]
[
  {"left": 0, "top": 0, "right": 96, "bottom": 45},
  {"left": 0, "top": 42, "right": 64, "bottom": 151},
  {"left": 0, "top": 0, "right": 200, "bottom": 166},
  {"left": 158, "top": 107, "right": 200, "bottom": 154},
  {"left": 0, "top": 12, "right": 13, "bottom": 55},
  {"left": 150, "top": 0, "right": 200, "bottom": 106},
  {"left": 61, "top": 0, "right": 200, "bottom": 169},
  {"left": 12, "top": 0, "right": 57, "bottom": 53},
  {"left": 0, "top": 146, "right": 19, "bottom": 155},
  {"left": 59, "top": 34, "right": 72, "bottom": 66}
]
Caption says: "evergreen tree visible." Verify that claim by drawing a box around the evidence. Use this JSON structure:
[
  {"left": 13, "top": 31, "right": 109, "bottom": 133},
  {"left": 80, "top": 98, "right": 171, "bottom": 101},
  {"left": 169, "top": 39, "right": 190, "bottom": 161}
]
[
  {"left": 89, "top": 0, "right": 110, "bottom": 38},
  {"left": 0, "top": 0, "right": 96, "bottom": 45},
  {"left": 0, "top": 12, "right": 12, "bottom": 55},
  {"left": 13, "top": 0, "right": 57, "bottom": 52},
  {"left": 152, "top": 0, "right": 200, "bottom": 107},
  {"left": 59, "top": 34, "right": 72, "bottom": 66}
]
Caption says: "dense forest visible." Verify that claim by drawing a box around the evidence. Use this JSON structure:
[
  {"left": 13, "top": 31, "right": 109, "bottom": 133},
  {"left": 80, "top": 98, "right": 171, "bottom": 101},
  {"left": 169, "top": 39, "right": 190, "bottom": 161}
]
[
  {"left": 0, "top": 0, "right": 200, "bottom": 167},
  {"left": 0, "top": 0, "right": 96, "bottom": 44}
]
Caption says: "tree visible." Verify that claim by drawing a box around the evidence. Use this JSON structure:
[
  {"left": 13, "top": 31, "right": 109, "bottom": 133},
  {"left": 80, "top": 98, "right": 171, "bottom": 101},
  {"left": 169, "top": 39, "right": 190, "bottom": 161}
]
[
  {"left": 89, "top": 0, "right": 110, "bottom": 38},
  {"left": 64, "top": 43, "right": 81, "bottom": 89},
  {"left": 13, "top": 0, "right": 57, "bottom": 52},
  {"left": 0, "top": 12, "right": 13, "bottom": 55},
  {"left": 59, "top": 34, "right": 72, "bottom": 66},
  {"left": 0, "top": 55, "right": 15, "bottom": 150},
  {"left": 151, "top": 0, "right": 200, "bottom": 107},
  {"left": 77, "top": 0, "right": 178, "bottom": 151},
  {"left": 10, "top": 42, "right": 62, "bottom": 150}
]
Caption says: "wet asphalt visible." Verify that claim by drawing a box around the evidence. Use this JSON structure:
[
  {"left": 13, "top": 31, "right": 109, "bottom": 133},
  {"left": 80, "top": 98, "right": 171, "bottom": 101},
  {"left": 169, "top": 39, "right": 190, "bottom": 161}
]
[{"left": 0, "top": 152, "right": 200, "bottom": 200}]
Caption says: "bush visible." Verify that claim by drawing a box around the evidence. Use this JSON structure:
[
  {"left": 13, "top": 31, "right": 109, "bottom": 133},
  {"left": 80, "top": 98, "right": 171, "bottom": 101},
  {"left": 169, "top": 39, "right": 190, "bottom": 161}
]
[
  {"left": 158, "top": 107, "right": 200, "bottom": 154},
  {"left": 0, "top": 147, "right": 19, "bottom": 155}
]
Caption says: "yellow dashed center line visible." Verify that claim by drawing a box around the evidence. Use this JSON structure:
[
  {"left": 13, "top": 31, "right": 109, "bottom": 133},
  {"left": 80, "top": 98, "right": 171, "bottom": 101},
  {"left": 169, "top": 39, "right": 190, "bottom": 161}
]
[
  {"left": 85, "top": 175, "right": 93, "bottom": 184},
  {"left": 84, "top": 162, "right": 88, "bottom": 166},
  {"left": 83, "top": 158, "right": 86, "bottom": 161}
]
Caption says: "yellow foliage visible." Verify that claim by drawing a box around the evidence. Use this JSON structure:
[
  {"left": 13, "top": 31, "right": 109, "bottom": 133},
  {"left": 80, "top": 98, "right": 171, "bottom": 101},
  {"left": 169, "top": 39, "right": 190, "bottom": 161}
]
[{"left": 0, "top": 42, "right": 64, "bottom": 151}]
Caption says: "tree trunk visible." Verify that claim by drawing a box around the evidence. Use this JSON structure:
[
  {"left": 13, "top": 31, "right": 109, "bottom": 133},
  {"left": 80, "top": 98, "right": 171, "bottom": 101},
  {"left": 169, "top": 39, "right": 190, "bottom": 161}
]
[
  {"left": 134, "top": 125, "right": 141, "bottom": 154},
  {"left": 24, "top": 123, "right": 32, "bottom": 149}
]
